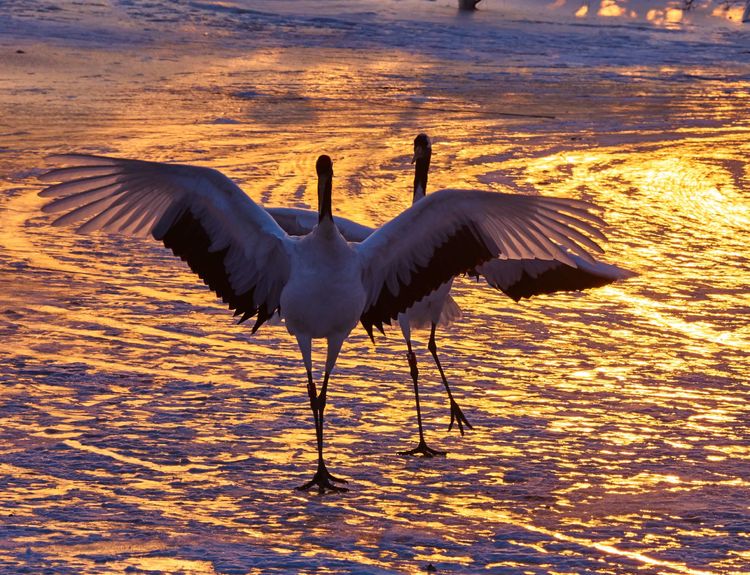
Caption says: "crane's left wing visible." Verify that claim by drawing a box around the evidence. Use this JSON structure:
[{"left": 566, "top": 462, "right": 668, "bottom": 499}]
[
  {"left": 356, "top": 188, "right": 607, "bottom": 337},
  {"left": 477, "top": 254, "right": 637, "bottom": 301}
]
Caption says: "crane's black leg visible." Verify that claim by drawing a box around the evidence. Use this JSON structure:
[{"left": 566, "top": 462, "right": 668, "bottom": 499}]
[
  {"left": 428, "top": 322, "right": 473, "bottom": 436},
  {"left": 297, "top": 371, "right": 348, "bottom": 493},
  {"left": 316, "top": 371, "right": 348, "bottom": 485},
  {"left": 400, "top": 339, "right": 445, "bottom": 457}
]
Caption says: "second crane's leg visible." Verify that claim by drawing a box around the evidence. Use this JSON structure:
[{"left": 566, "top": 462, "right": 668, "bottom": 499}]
[
  {"left": 296, "top": 335, "right": 347, "bottom": 493},
  {"left": 428, "top": 322, "right": 473, "bottom": 435},
  {"left": 399, "top": 318, "right": 445, "bottom": 457}
]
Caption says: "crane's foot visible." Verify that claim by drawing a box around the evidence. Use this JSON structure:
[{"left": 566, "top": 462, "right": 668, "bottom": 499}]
[
  {"left": 447, "top": 398, "right": 473, "bottom": 436},
  {"left": 296, "top": 463, "right": 349, "bottom": 494},
  {"left": 400, "top": 439, "right": 446, "bottom": 458}
]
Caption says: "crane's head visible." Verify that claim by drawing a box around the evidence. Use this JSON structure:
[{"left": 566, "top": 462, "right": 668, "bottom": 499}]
[
  {"left": 412, "top": 133, "right": 432, "bottom": 164},
  {"left": 316, "top": 154, "right": 333, "bottom": 177}
]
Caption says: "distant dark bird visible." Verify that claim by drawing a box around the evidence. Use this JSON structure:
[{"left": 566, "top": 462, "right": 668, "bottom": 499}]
[
  {"left": 268, "top": 134, "right": 635, "bottom": 457},
  {"left": 40, "top": 151, "right": 609, "bottom": 492},
  {"left": 459, "top": 0, "right": 482, "bottom": 10}
]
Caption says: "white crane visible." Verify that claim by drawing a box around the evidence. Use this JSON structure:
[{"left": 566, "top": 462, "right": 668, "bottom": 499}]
[
  {"left": 40, "top": 152, "right": 610, "bottom": 492},
  {"left": 267, "top": 134, "right": 635, "bottom": 457}
]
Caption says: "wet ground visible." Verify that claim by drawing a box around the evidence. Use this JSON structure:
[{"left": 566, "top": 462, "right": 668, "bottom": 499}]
[{"left": 1, "top": 1, "right": 749, "bottom": 573}]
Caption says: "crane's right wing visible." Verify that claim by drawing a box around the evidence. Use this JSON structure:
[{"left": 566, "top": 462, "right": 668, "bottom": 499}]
[{"left": 39, "top": 154, "right": 291, "bottom": 332}]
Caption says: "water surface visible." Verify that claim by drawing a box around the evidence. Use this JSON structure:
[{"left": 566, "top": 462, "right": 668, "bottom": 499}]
[{"left": 1, "top": 2, "right": 749, "bottom": 573}]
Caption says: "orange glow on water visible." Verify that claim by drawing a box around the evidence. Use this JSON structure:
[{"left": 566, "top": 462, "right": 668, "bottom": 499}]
[{"left": 1, "top": 11, "right": 750, "bottom": 574}]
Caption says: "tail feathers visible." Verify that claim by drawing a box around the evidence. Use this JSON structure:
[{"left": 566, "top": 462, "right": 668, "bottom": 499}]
[{"left": 438, "top": 295, "right": 462, "bottom": 327}]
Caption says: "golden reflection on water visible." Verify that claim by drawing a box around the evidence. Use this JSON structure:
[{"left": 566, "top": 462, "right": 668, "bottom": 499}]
[{"left": 1, "top": 31, "right": 750, "bottom": 575}]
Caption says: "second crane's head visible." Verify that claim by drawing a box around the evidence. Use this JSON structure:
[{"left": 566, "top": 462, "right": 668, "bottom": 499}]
[
  {"left": 316, "top": 154, "right": 333, "bottom": 223},
  {"left": 411, "top": 133, "right": 432, "bottom": 203}
]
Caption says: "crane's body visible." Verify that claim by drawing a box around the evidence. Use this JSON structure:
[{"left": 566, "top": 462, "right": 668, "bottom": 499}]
[{"left": 282, "top": 219, "right": 365, "bottom": 345}]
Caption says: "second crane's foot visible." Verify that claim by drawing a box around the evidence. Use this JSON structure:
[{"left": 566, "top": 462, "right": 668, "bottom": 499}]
[
  {"left": 448, "top": 398, "right": 473, "bottom": 436},
  {"left": 296, "top": 464, "right": 349, "bottom": 494},
  {"left": 399, "top": 439, "right": 446, "bottom": 458}
]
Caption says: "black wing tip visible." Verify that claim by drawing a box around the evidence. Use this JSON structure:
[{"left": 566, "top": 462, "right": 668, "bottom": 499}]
[
  {"left": 237, "top": 310, "right": 255, "bottom": 324},
  {"left": 251, "top": 307, "right": 273, "bottom": 334},
  {"left": 361, "top": 319, "right": 386, "bottom": 343},
  {"left": 498, "top": 266, "right": 626, "bottom": 302},
  {"left": 496, "top": 286, "right": 523, "bottom": 303},
  {"left": 361, "top": 320, "right": 375, "bottom": 342}
]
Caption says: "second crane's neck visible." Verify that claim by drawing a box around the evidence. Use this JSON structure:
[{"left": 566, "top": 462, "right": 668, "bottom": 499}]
[
  {"left": 413, "top": 153, "right": 430, "bottom": 204},
  {"left": 318, "top": 173, "right": 333, "bottom": 224}
]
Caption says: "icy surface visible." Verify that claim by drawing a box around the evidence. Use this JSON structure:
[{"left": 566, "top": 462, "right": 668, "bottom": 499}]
[{"left": 1, "top": 1, "right": 749, "bottom": 574}]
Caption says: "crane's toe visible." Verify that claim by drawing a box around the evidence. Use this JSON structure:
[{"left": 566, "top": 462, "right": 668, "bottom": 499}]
[
  {"left": 400, "top": 440, "right": 446, "bottom": 458},
  {"left": 447, "top": 399, "right": 473, "bottom": 436},
  {"left": 296, "top": 463, "right": 349, "bottom": 494}
]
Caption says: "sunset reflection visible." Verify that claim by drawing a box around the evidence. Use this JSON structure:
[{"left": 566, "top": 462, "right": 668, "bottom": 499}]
[{"left": 2, "top": 0, "right": 750, "bottom": 574}]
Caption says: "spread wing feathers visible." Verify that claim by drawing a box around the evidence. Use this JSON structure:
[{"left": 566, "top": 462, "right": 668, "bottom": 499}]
[
  {"left": 39, "top": 154, "right": 291, "bottom": 332},
  {"left": 357, "top": 188, "right": 607, "bottom": 336},
  {"left": 266, "top": 207, "right": 374, "bottom": 242},
  {"left": 477, "top": 254, "right": 637, "bottom": 302}
]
